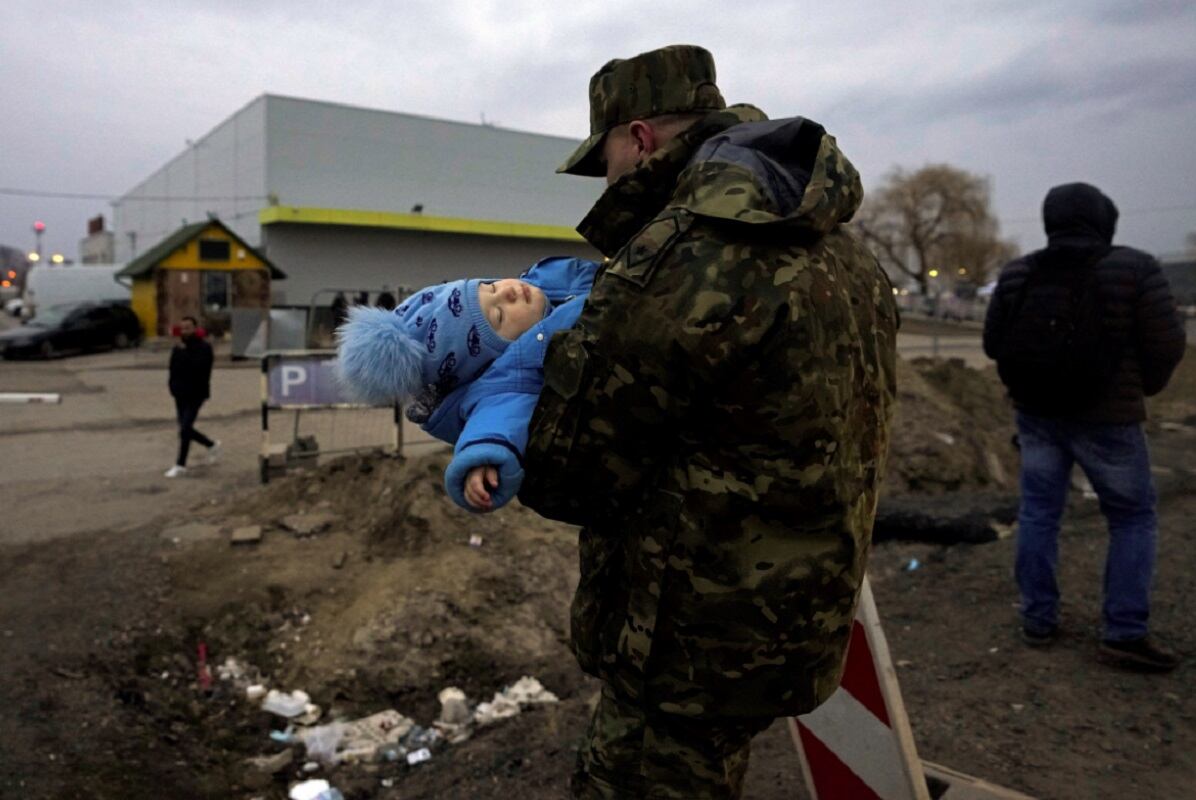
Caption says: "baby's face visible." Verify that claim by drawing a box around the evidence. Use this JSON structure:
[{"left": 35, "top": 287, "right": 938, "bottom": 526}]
[{"left": 478, "top": 279, "right": 546, "bottom": 340}]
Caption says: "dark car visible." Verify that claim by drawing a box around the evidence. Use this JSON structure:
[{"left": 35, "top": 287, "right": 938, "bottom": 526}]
[{"left": 0, "top": 302, "right": 143, "bottom": 359}]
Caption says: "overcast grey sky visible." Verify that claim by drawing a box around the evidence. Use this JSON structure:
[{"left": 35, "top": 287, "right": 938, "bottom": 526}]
[{"left": 2, "top": 0, "right": 1194, "bottom": 261}]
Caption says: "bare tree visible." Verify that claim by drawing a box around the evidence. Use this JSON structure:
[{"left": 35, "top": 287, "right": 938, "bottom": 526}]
[{"left": 854, "top": 164, "right": 1017, "bottom": 294}]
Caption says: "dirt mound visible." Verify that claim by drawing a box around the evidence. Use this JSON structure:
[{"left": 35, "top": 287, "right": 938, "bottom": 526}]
[
  {"left": 1148, "top": 344, "right": 1196, "bottom": 425},
  {"left": 887, "top": 357, "right": 1017, "bottom": 494}
]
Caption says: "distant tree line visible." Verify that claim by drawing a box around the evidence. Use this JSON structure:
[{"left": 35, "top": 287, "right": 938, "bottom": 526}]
[{"left": 854, "top": 164, "right": 1017, "bottom": 294}]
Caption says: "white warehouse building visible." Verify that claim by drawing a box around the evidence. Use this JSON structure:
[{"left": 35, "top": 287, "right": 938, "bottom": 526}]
[{"left": 113, "top": 94, "right": 602, "bottom": 307}]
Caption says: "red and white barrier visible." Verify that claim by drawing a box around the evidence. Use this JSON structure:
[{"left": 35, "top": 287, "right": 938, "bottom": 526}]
[
  {"left": 791, "top": 579, "right": 929, "bottom": 800},
  {"left": 789, "top": 578, "right": 1033, "bottom": 800}
]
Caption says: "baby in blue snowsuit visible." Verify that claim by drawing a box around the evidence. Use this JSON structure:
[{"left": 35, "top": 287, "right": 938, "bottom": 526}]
[{"left": 336, "top": 256, "right": 598, "bottom": 512}]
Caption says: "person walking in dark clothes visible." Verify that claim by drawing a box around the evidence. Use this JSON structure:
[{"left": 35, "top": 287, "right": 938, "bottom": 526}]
[
  {"left": 165, "top": 316, "right": 220, "bottom": 478},
  {"left": 984, "top": 182, "right": 1186, "bottom": 672}
]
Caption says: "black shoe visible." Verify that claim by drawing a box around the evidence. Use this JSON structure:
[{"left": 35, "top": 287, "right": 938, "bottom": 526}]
[
  {"left": 1021, "top": 625, "right": 1057, "bottom": 647},
  {"left": 1098, "top": 636, "right": 1181, "bottom": 673}
]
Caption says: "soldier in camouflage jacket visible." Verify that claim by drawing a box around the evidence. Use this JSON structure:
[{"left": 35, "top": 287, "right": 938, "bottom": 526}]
[{"left": 520, "top": 45, "right": 899, "bottom": 798}]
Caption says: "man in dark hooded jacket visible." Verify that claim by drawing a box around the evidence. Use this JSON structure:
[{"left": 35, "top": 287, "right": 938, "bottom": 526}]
[
  {"left": 984, "top": 182, "right": 1185, "bottom": 672},
  {"left": 518, "top": 45, "right": 898, "bottom": 799}
]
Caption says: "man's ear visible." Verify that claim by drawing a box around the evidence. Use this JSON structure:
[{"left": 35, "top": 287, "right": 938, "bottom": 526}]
[{"left": 627, "top": 120, "right": 657, "bottom": 158}]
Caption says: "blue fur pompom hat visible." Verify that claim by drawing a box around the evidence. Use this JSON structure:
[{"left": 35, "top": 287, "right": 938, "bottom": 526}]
[{"left": 336, "top": 279, "right": 509, "bottom": 406}]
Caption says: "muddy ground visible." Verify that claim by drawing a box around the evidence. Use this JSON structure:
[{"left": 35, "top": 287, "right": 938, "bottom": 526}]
[{"left": 2, "top": 350, "right": 1195, "bottom": 800}]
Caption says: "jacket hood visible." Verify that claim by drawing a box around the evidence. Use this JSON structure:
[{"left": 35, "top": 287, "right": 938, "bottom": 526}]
[
  {"left": 672, "top": 116, "right": 863, "bottom": 234},
  {"left": 575, "top": 105, "right": 862, "bottom": 256},
  {"left": 576, "top": 104, "right": 764, "bottom": 256},
  {"left": 1043, "top": 182, "right": 1118, "bottom": 248}
]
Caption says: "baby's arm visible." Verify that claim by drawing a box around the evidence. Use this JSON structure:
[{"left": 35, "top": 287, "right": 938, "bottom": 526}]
[
  {"left": 444, "top": 391, "right": 536, "bottom": 512},
  {"left": 444, "top": 296, "right": 586, "bottom": 513}
]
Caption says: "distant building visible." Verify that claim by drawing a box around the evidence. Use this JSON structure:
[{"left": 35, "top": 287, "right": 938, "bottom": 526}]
[
  {"left": 113, "top": 95, "right": 601, "bottom": 306},
  {"left": 116, "top": 219, "right": 283, "bottom": 337},
  {"left": 79, "top": 215, "right": 116, "bottom": 264}
]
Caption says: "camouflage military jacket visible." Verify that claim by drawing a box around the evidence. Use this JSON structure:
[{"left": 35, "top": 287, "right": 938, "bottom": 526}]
[{"left": 519, "top": 106, "right": 899, "bottom": 718}]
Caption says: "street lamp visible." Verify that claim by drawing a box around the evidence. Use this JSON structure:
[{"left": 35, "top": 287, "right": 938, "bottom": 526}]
[
  {"left": 32, "top": 220, "right": 45, "bottom": 260},
  {"left": 958, "top": 267, "right": 968, "bottom": 276},
  {"left": 50, "top": 254, "right": 65, "bottom": 264},
  {"left": 27, "top": 252, "right": 40, "bottom": 263},
  {"left": 928, "top": 269, "right": 940, "bottom": 278}
]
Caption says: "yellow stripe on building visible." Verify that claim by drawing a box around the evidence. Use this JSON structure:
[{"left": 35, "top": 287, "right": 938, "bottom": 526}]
[{"left": 259, "top": 206, "right": 584, "bottom": 242}]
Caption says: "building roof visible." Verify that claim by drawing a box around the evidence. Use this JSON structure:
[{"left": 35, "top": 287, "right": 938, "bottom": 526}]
[{"left": 117, "top": 219, "right": 285, "bottom": 279}]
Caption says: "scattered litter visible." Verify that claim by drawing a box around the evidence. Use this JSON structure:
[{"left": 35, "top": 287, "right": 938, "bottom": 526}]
[
  {"left": 332, "top": 551, "right": 348, "bottom": 570},
  {"left": 896, "top": 659, "right": 914, "bottom": 668},
  {"left": 933, "top": 431, "right": 956, "bottom": 446},
  {"left": 436, "top": 687, "right": 471, "bottom": 726},
  {"left": 905, "top": 558, "right": 921, "bottom": 572},
  {"left": 300, "top": 710, "right": 414, "bottom": 765},
  {"left": 474, "top": 695, "right": 520, "bottom": 727},
  {"left": 296, "top": 703, "right": 323, "bottom": 725},
  {"left": 270, "top": 726, "right": 296, "bottom": 744},
  {"left": 434, "top": 688, "right": 473, "bottom": 743},
  {"left": 231, "top": 525, "right": 264, "bottom": 545},
  {"left": 468, "top": 534, "right": 484, "bottom": 547},
  {"left": 402, "top": 725, "right": 441, "bottom": 751},
  {"left": 303, "top": 761, "right": 321, "bottom": 773},
  {"left": 988, "top": 647, "right": 1000, "bottom": 654},
  {"left": 197, "top": 642, "right": 213, "bottom": 691},
  {"left": 406, "top": 747, "right": 432, "bottom": 766},
  {"left": 1159, "top": 421, "right": 1194, "bottom": 433},
  {"left": 246, "top": 684, "right": 268, "bottom": 702},
  {"left": 289, "top": 779, "right": 344, "bottom": 800},
  {"left": 262, "top": 689, "right": 312, "bottom": 718},
  {"left": 504, "top": 676, "right": 559, "bottom": 706},
  {"left": 474, "top": 676, "right": 559, "bottom": 727},
  {"left": 381, "top": 778, "right": 396, "bottom": 788},
  {"left": 281, "top": 513, "right": 336, "bottom": 537},
  {"left": 1011, "top": 704, "right": 1025, "bottom": 712},
  {"left": 297, "top": 723, "right": 345, "bottom": 765}
]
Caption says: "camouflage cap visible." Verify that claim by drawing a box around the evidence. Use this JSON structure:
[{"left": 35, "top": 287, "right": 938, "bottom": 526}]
[{"left": 558, "top": 44, "right": 726, "bottom": 177}]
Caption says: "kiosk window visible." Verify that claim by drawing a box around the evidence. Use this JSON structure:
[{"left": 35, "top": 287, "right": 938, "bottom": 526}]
[{"left": 198, "top": 239, "right": 231, "bottom": 261}]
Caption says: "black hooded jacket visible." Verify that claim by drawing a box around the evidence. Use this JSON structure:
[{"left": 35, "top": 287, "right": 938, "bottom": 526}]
[
  {"left": 983, "top": 183, "right": 1185, "bottom": 423},
  {"left": 169, "top": 334, "right": 213, "bottom": 402}
]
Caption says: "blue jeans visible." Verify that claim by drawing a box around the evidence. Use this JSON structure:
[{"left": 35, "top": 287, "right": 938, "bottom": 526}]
[{"left": 1015, "top": 411, "right": 1158, "bottom": 641}]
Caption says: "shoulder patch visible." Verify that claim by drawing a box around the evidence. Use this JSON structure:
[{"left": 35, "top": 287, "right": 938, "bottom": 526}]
[{"left": 606, "top": 212, "right": 694, "bottom": 288}]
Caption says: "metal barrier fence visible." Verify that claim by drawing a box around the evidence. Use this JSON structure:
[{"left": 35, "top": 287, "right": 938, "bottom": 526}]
[{"left": 259, "top": 350, "right": 401, "bottom": 483}]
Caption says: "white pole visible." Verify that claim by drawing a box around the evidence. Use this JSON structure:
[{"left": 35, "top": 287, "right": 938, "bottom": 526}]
[{"left": 0, "top": 393, "right": 62, "bottom": 404}]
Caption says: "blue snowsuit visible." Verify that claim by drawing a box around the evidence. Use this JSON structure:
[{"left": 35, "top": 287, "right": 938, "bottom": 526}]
[
  {"left": 419, "top": 256, "right": 597, "bottom": 510},
  {"left": 336, "top": 256, "right": 597, "bottom": 509}
]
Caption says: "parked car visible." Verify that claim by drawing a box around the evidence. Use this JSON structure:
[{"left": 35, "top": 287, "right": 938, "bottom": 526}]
[{"left": 0, "top": 302, "right": 142, "bottom": 359}]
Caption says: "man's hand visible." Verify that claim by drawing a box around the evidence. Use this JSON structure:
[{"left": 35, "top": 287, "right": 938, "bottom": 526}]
[{"left": 464, "top": 465, "right": 500, "bottom": 512}]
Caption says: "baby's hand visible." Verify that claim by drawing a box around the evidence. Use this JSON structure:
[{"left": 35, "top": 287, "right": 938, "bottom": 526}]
[{"left": 464, "top": 465, "right": 500, "bottom": 512}]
